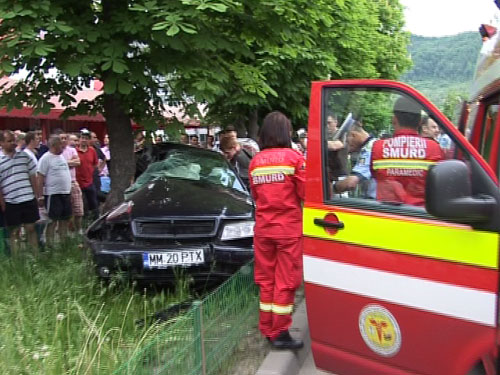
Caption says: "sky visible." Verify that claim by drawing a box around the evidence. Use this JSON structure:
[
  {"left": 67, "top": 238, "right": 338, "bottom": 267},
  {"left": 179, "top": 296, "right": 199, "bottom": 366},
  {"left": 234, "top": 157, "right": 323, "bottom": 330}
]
[{"left": 400, "top": 0, "right": 500, "bottom": 37}]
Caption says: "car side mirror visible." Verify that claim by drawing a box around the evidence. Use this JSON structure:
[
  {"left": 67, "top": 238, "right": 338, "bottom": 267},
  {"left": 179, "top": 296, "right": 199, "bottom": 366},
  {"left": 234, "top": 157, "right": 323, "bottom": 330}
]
[{"left": 426, "top": 160, "right": 497, "bottom": 223}]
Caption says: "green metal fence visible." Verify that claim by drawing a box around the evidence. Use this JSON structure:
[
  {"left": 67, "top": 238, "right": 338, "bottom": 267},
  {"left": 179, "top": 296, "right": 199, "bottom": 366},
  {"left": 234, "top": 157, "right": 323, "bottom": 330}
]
[{"left": 113, "top": 261, "right": 258, "bottom": 375}]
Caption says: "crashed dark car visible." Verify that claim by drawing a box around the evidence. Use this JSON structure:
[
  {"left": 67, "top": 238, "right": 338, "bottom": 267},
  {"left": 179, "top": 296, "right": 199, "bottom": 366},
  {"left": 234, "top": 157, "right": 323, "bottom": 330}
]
[{"left": 85, "top": 143, "right": 254, "bottom": 284}]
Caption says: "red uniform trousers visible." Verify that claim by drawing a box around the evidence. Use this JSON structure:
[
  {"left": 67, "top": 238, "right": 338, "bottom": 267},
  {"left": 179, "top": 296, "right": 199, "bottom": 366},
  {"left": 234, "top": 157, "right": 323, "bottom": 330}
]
[{"left": 254, "top": 235, "right": 303, "bottom": 339}]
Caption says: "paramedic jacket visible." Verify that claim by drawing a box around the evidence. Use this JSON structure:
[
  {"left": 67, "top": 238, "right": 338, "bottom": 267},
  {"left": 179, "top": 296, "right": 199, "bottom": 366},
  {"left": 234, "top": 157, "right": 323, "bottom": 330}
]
[
  {"left": 249, "top": 148, "right": 306, "bottom": 238},
  {"left": 370, "top": 129, "right": 444, "bottom": 206}
]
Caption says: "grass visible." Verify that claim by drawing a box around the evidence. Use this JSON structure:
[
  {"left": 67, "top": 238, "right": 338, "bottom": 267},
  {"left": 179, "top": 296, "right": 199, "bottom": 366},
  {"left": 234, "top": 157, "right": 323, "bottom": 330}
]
[{"left": 0, "top": 237, "right": 191, "bottom": 375}]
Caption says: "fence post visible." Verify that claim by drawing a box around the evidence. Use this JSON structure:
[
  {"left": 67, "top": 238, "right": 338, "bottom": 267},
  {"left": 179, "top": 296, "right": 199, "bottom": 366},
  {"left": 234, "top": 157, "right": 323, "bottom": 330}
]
[{"left": 193, "top": 300, "right": 206, "bottom": 375}]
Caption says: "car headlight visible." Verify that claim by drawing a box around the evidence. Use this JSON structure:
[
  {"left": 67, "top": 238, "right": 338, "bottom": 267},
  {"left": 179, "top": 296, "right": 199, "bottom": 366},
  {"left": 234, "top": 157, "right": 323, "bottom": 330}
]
[
  {"left": 221, "top": 221, "right": 255, "bottom": 241},
  {"left": 106, "top": 201, "right": 134, "bottom": 222}
]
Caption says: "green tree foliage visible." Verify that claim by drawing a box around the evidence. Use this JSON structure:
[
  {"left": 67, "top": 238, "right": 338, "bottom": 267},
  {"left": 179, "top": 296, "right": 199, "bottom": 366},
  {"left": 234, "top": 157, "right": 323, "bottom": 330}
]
[
  {"left": 205, "top": 0, "right": 412, "bottom": 136},
  {"left": 402, "top": 32, "right": 482, "bottom": 107},
  {"left": 441, "top": 89, "right": 468, "bottom": 122},
  {"left": 0, "top": 0, "right": 411, "bottom": 206}
]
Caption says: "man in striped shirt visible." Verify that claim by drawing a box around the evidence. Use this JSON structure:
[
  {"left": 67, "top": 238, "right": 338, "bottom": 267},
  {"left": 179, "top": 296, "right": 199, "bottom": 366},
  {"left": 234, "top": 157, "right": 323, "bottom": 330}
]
[{"left": 0, "top": 130, "right": 40, "bottom": 255}]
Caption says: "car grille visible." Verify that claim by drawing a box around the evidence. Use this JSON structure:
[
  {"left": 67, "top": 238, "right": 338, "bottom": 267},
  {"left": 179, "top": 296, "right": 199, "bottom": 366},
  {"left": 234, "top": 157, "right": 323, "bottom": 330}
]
[{"left": 132, "top": 218, "right": 217, "bottom": 239}]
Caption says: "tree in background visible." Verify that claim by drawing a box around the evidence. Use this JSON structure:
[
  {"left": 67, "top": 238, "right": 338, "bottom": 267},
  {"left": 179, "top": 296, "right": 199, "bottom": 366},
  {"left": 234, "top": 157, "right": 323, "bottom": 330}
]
[
  {"left": 0, "top": 0, "right": 411, "bottom": 208},
  {"left": 441, "top": 89, "right": 468, "bottom": 123},
  {"left": 205, "top": 0, "right": 411, "bottom": 137}
]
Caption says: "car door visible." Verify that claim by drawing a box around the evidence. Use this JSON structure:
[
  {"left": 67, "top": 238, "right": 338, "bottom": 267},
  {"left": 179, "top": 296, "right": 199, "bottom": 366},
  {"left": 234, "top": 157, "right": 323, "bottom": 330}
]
[{"left": 303, "top": 80, "right": 500, "bottom": 375}]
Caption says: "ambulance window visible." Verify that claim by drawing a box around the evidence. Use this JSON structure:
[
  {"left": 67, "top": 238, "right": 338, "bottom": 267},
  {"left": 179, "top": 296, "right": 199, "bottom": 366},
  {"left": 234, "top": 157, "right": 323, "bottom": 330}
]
[
  {"left": 323, "top": 87, "right": 464, "bottom": 213},
  {"left": 465, "top": 103, "right": 479, "bottom": 141},
  {"left": 478, "top": 102, "right": 499, "bottom": 163}
]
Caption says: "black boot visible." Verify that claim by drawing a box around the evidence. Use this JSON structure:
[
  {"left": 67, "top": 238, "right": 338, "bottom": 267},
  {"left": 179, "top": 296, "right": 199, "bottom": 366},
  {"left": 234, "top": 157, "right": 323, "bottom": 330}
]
[{"left": 270, "top": 330, "right": 303, "bottom": 350}]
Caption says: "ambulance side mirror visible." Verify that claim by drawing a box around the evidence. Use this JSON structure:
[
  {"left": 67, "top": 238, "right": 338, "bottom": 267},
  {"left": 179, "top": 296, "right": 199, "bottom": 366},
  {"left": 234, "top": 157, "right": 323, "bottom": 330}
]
[{"left": 426, "top": 160, "right": 497, "bottom": 223}]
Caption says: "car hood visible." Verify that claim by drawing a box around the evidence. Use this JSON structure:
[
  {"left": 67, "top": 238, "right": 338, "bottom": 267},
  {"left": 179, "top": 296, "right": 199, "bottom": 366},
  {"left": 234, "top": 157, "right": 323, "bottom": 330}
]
[{"left": 125, "top": 178, "right": 253, "bottom": 219}]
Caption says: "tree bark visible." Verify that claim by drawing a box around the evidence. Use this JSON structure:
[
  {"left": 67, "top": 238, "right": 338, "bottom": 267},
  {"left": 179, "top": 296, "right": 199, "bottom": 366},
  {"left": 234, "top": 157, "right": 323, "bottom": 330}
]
[
  {"left": 102, "top": 94, "right": 135, "bottom": 212},
  {"left": 248, "top": 109, "right": 259, "bottom": 140}
]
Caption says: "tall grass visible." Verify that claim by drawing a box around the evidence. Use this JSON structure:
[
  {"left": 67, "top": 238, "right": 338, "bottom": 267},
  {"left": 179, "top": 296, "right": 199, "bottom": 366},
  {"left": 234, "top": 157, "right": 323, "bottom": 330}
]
[{"left": 0, "top": 238, "right": 191, "bottom": 375}]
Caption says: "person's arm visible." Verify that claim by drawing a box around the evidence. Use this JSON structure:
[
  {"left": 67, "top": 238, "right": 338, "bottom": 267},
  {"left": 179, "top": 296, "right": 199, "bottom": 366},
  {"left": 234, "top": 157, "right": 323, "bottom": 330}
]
[
  {"left": 294, "top": 156, "right": 306, "bottom": 201},
  {"left": 67, "top": 151, "right": 80, "bottom": 167},
  {"left": 327, "top": 140, "right": 344, "bottom": 151},
  {"left": 0, "top": 190, "right": 5, "bottom": 212},
  {"left": 334, "top": 175, "right": 361, "bottom": 194},
  {"left": 98, "top": 159, "right": 106, "bottom": 173},
  {"left": 34, "top": 173, "right": 44, "bottom": 206},
  {"left": 92, "top": 148, "right": 99, "bottom": 168}
]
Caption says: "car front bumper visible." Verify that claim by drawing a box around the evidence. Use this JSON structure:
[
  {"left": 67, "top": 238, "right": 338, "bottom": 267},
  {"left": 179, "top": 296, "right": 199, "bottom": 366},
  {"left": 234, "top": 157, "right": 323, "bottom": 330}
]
[{"left": 85, "top": 239, "right": 254, "bottom": 282}]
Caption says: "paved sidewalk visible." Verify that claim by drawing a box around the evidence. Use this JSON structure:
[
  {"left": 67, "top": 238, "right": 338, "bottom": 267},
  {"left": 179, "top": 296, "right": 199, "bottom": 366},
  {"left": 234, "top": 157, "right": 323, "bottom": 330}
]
[{"left": 255, "top": 300, "right": 330, "bottom": 375}]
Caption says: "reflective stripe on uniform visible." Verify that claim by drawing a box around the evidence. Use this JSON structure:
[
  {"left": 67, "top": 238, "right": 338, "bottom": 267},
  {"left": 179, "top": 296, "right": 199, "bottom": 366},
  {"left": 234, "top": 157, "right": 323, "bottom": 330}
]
[
  {"left": 272, "top": 303, "right": 294, "bottom": 315},
  {"left": 303, "top": 206, "right": 499, "bottom": 269},
  {"left": 304, "top": 255, "right": 496, "bottom": 326},
  {"left": 372, "top": 159, "right": 437, "bottom": 170},
  {"left": 250, "top": 165, "right": 295, "bottom": 176},
  {"left": 259, "top": 302, "right": 273, "bottom": 312}
]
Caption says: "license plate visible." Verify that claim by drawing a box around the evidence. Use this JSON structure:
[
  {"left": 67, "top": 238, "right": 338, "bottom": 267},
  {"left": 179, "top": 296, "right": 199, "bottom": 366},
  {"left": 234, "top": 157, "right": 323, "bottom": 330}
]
[{"left": 143, "top": 250, "right": 205, "bottom": 269}]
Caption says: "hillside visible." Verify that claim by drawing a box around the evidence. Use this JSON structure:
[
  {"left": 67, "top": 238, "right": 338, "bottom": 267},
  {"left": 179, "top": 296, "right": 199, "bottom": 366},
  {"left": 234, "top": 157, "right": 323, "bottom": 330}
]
[{"left": 402, "top": 32, "right": 483, "bottom": 106}]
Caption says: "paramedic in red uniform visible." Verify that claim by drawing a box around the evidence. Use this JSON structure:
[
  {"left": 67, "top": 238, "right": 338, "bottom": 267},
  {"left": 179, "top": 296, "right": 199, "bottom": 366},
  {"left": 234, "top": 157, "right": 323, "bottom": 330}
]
[
  {"left": 371, "top": 96, "right": 444, "bottom": 206},
  {"left": 249, "top": 111, "right": 306, "bottom": 349}
]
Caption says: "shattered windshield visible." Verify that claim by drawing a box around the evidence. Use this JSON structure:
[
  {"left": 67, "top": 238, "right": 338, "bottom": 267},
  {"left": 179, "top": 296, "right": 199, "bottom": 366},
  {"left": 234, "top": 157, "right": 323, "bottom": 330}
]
[{"left": 125, "top": 148, "right": 245, "bottom": 199}]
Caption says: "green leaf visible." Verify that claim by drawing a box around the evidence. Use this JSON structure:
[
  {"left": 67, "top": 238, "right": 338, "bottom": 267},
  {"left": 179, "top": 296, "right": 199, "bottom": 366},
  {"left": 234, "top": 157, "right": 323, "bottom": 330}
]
[
  {"left": 3, "top": 12, "right": 16, "bottom": 19},
  {"left": 63, "top": 62, "right": 81, "bottom": 77},
  {"left": 104, "top": 76, "right": 117, "bottom": 94},
  {"left": 55, "top": 24, "right": 73, "bottom": 33},
  {"left": 152, "top": 21, "right": 169, "bottom": 31},
  {"left": 179, "top": 23, "right": 197, "bottom": 34},
  {"left": 1, "top": 60, "right": 15, "bottom": 73},
  {"left": 34, "top": 45, "right": 49, "bottom": 56},
  {"left": 19, "top": 10, "right": 34, "bottom": 17},
  {"left": 101, "top": 60, "right": 112, "bottom": 71},
  {"left": 87, "top": 31, "right": 99, "bottom": 42},
  {"left": 112, "top": 60, "right": 128, "bottom": 74},
  {"left": 117, "top": 79, "right": 133, "bottom": 94},
  {"left": 206, "top": 3, "right": 227, "bottom": 12},
  {"left": 6, "top": 37, "right": 20, "bottom": 48},
  {"left": 166, "top": 24, "right": 180, "bottom": 36}
]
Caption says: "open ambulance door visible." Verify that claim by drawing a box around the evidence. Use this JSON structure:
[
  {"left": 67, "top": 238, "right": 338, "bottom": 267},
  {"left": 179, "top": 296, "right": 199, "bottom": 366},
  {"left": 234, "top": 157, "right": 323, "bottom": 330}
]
[{"left": 304, "top": 80, "right": 500, "bottom": 375}]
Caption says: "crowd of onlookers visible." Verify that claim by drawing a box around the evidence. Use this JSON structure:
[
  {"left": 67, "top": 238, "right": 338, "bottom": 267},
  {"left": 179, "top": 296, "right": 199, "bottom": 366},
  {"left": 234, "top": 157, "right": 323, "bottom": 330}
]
[
  {"left": 0, "top": 124, "right": 308, "bottom": 256},
  {"left": 174, "top": 125, "right": 307, "bottom": 188},
  {"left": 0, "top": 128, "right": 110, "bottom": 256}
]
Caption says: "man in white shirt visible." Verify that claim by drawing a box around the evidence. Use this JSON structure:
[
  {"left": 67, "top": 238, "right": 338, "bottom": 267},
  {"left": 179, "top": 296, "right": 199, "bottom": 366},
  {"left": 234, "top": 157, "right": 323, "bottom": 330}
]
[{"left": 37, "top": 135, "right": 72, "bottom": 244}]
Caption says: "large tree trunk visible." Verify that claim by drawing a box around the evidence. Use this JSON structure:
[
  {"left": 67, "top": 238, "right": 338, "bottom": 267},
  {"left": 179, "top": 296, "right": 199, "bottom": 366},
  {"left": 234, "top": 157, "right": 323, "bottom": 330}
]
[
  {"left": 102, "top": 94, "right": 135, "bottom": 212},
  {"left": 248, "top": 109, "right": 259, "bottom": 140}
]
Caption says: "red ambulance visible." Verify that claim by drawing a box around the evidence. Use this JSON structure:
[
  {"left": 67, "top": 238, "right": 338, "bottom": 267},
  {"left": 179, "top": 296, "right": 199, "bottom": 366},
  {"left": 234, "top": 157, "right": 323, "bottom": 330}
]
[{"left": 303, "top": 26, "right": 500, "bottom": 374}]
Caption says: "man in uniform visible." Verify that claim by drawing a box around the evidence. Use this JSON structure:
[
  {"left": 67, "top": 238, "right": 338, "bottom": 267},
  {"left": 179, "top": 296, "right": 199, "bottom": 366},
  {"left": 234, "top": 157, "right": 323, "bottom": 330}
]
[
  {"left": 370, "top": 97, "right": 444, "bottom": 206},
  {"left": 333, "top": 121, "right": 377, "bottom": 199}
]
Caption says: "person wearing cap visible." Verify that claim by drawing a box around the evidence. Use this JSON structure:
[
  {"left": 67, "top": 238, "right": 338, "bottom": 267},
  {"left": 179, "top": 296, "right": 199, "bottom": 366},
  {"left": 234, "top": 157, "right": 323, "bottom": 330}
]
[
  {"left": 370, "top": 96, "right": 444, "bottom": 206},
  {"left": 75, "top": 129, "right": 99, "bottom": 219}
]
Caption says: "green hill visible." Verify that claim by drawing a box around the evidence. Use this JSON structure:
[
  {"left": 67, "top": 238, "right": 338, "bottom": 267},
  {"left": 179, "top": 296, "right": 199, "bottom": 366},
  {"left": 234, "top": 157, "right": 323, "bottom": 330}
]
[{"left": 401, "top": 32, "right": 483, "bottom": 107}]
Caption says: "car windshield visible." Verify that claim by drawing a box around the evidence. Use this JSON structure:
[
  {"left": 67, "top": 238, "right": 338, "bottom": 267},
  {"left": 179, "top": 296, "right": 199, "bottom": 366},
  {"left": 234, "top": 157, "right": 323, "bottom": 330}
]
[{"left": 125, "top": 148, "right": 246, "bottom": 199}]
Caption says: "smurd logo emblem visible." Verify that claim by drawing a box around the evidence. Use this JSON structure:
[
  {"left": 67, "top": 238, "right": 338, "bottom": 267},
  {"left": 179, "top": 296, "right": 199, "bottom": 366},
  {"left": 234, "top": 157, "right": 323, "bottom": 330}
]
[{"left": 359, "top": 305, "right": 401, "bottom": 357}]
